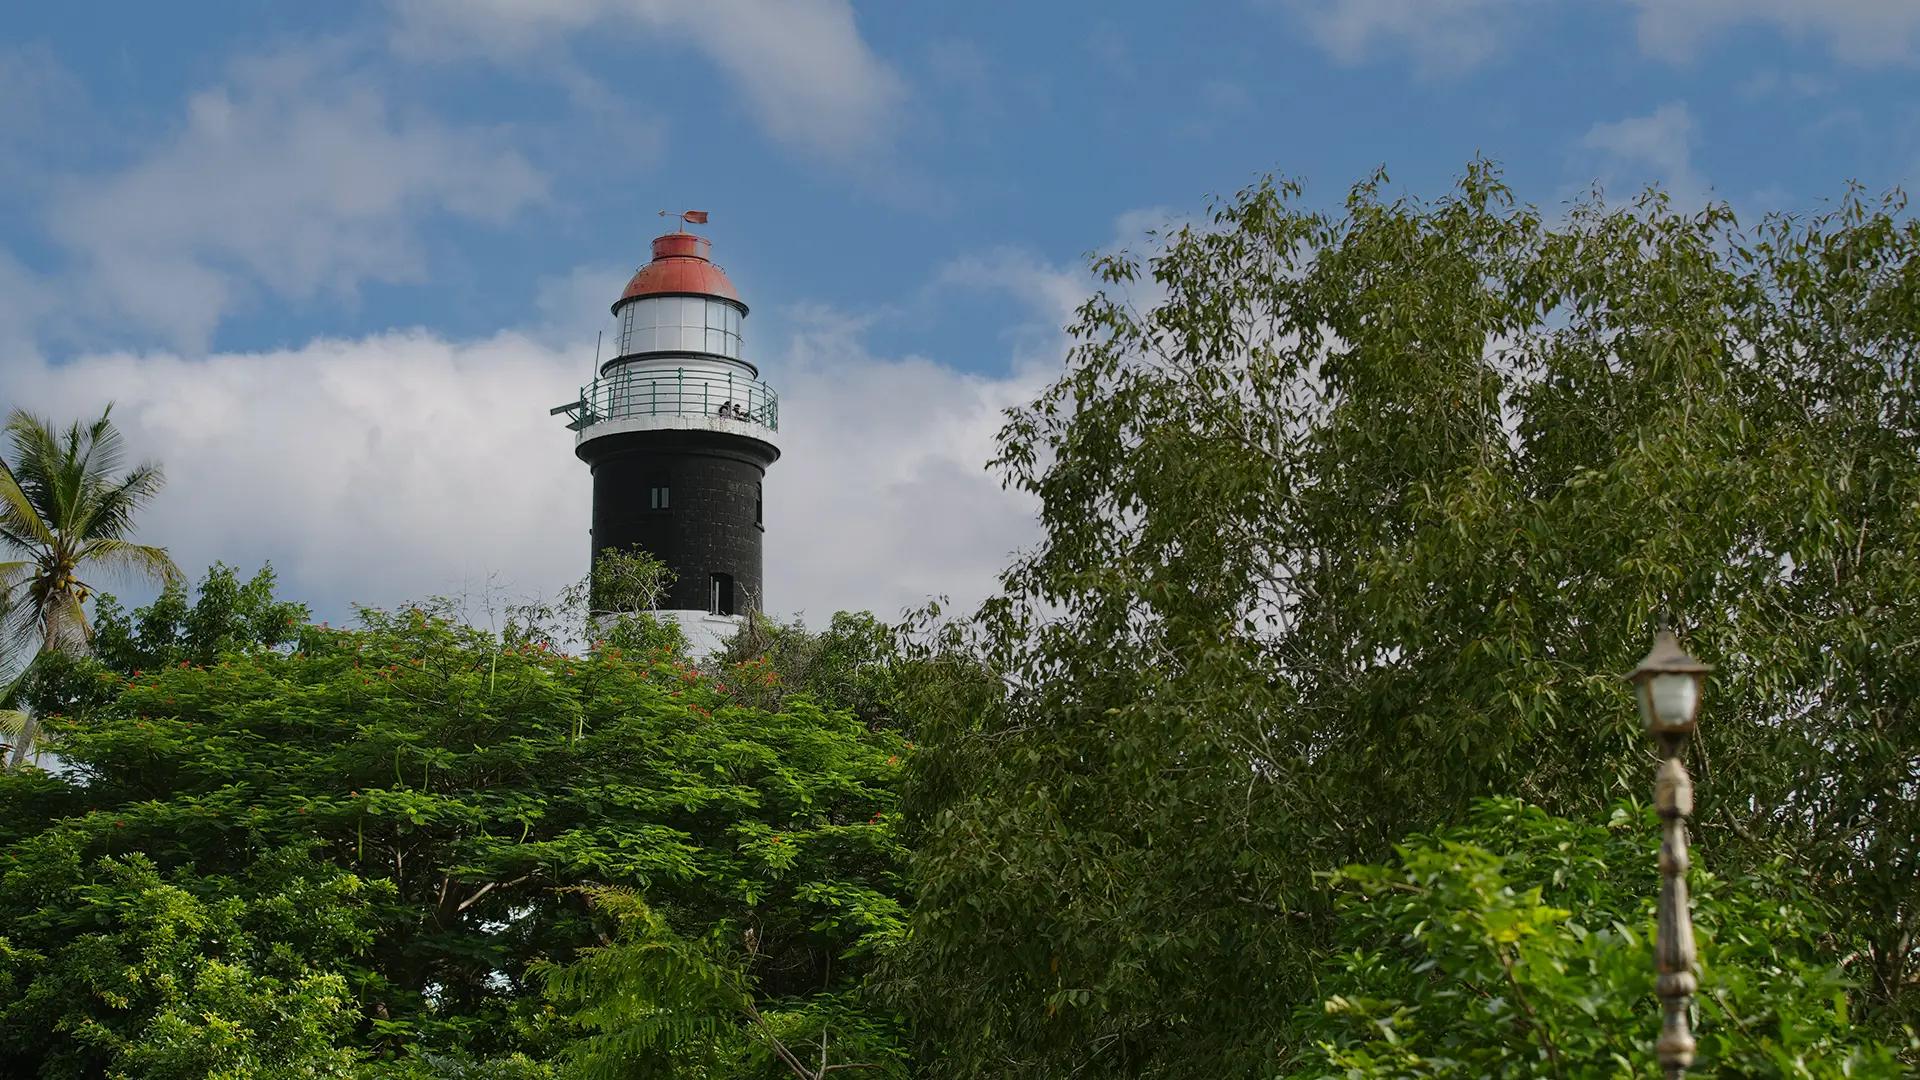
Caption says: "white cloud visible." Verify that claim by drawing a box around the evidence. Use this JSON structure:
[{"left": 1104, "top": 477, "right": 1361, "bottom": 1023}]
[
  {"left": 48, "top": 50, "right": 545, "bottom": 351},
  {"left": 934, "top": 249, "right": 1090, "bottom": 330},
  {"left": 770, "top": 307, "right": 1046, "bottom": 621},
  {"left": 1579, "top": 102, "right": 1706, "bottom": 201},
  {"left": 0, "top": 332, "right": 585, "bottom": 621},
  {"left": 0, "top": 203, "right": 1174, "bottom": 638},
  {"left": 1277, "top": 0, "right": 1529, "bottom": 75},
  {"left": 0, "top": 250, "right": 57, "bottom": 364},
  {"left": 1625, "top": 0, "right": 1920, "bottom": 66},
  {"left": 0, "top": 315, "right": 1044, "bottom": 631},
  {"left": 391, "top": 0, "right": 904, "bottom": 158},
  {"left": 0, "top": 45, "right": 85, "bottom": 155},
  {"left": 1275, "top": 0, "right": 1920, "bottom": 73},
  {"left": 1737, "top": 70, "right": 1833, "bottom": 100}
]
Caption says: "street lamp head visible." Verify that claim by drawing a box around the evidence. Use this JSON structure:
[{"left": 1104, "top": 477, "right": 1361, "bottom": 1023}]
[{"left": 1628, "top": 628, "right": 1712, "bottom": 735}]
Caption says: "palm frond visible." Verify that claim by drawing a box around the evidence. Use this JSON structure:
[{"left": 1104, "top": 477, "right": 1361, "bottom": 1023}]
[
  {"left": 72, "top": 461, "right": 166, "bottom": 542},
  {"left": 78, "top": 538, "right": 181, "bottom": 587},
  {"left": 0, "top": 600, "right": 32, "bottom": 685},
  {"left": 0, "top": 608, "right": 37, "bottom": 669},
  {"left": 0, "top": 458, "right": 53, "bottom": 551},
  {"left": 0, "top": 663, "right": 33, "bottom": 770},
  {"left": 6, "top": 407, "right": 137, "bottom": 537},
  {"left": 4, "top": 409, "right": 74, "bottom": 534},
  {"left": 79, "top": 404, "right": 130, "bottom": 479}
]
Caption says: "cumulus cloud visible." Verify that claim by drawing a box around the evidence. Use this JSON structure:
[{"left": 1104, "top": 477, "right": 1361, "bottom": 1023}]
[
  {"left": 1274, "top": 0, "right": 1532, "bottom": 75},
  {"left": 934, "top": 249, "right": 1090, "bottom": 330},
  {"left": 0, "top": 312, "right": 1047, "bottom": 631},
  {"left": 1579, "top": 102, "right": 1707, "bottom": 202},
  {"left": 769, "top": 307, "right": 1048, "bottom": 621},
  {"left": 48, "top": 49, "right": 545, "bottom": 351},
  {"left": 1274, "top": 0, "right": 1920, "bottom": 73},
  {"left": 0, "top": 45, "right": 87, "bottom": 162},
  {"left": 0, "top": 250, "right": 57, "bottom": 364},
  {"left": 1625, "top": 0, "right": 1920, "bottom": 66},
  {"left": 0, "top": 332, "right": 585, "bottom": 622},
  {"left": 391, "top": 0, "right": 905, "bottom": 158}
]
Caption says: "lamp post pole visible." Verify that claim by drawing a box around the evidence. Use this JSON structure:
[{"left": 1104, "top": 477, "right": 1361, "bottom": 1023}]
[
  {"left": 1629, "top": 628, "right": 1712, "bottom": 1080},
  {"left": 1651, "top": 731, "right": 1697, "bottom": 1077}
]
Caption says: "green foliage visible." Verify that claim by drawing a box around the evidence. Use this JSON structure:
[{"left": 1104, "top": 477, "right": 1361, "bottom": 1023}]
[
  {"left": 536, "top": 886, "right": 907, "bottom": 1079},
  {"left": 582, "top": 547, "right": 675, "bottom": 619},
  {"left": 0, "top": 848, "right": 373, "bottom": 1078},
  {"left": 1284, "top": 800, "right": 1910, "bottom": 1078},
  {"left": 0, "top": 572, "right": 909, "bottom": 1077},
  {"left": 897, "top": 165, "right": 1920, "bottom": 1075},
  {"left": 536, "top": 887, "right": 750, "bottom": 1076},
  {"left": 14, "top": 563, "right": 307, "bottom": 721},
  {"left": 520, "top": 548, "right": 688, "bottom": 660},
  {"left": 92, "top": 562, "right": 308, "bottom": 675},
  {"left": 719, "top": 612, "right": 905, "bottom": 732}
]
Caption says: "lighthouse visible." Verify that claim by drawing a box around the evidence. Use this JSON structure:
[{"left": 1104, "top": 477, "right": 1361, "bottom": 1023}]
[{"left": 552, "top": 217, "right": 779, "bottom": 652}]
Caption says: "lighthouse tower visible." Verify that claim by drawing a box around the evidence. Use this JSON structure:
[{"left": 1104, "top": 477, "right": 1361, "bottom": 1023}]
[{"left": 553, "top": 220, "right": 779, "bottom": 652}]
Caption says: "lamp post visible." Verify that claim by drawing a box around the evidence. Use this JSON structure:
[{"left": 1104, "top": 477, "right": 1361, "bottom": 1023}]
[{"left": 1628, "top": 628, "right": 1712, "bottom": 1079}]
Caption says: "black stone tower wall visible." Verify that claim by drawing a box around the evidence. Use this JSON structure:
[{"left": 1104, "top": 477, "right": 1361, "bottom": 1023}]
[{"left": 580, "top": 427, "right": 778, "bottom": 614}]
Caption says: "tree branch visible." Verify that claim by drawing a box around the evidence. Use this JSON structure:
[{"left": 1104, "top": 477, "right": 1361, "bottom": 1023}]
[{"left": 456, "top": 874, "right": 533, "bottom": 914}]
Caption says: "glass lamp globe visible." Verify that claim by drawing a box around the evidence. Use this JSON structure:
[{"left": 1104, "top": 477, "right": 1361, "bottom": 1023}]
[{"left": 1629, "top": 629, "right": 1711, "bottom": 734}]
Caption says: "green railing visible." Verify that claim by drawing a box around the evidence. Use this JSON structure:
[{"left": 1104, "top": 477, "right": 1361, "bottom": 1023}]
[{"left": 551, "top": 368, "right": 779, "bottom": 432}]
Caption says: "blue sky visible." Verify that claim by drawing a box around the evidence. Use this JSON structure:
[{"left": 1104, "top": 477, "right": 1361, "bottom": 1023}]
[{"left": 2, "top": 1, "right": 1917, "bottom": 624}]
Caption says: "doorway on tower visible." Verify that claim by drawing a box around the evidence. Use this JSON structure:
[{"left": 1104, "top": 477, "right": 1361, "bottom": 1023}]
[{"left": 707, "top": 573, "right": 736, "bottom": 616}]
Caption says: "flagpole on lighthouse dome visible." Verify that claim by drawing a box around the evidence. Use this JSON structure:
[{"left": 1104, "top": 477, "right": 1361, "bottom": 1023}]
[{"left": 658, "top": 209, "right": 709, "bottom": 233}]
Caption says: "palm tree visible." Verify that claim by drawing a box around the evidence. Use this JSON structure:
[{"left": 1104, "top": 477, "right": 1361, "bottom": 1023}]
[{"left": 0, "top": 406, "right": 180, "bottom": 768}]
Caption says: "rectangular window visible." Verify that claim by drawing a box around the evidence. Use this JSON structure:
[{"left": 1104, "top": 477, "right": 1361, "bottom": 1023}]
[
  {"left": 649, "top": 485, "right": 669, "bottom": 510},
  {"left": 755, "top": 482, "right": 763, "bottom": 526},
  {"left": 708, "top": 573, "right": 735, "bottom": 616}
]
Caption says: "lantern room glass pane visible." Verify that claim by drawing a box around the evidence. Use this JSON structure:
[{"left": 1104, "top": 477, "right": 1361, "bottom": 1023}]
[{"left": 615, "top": 297, "right": 747, "bottom": 357}]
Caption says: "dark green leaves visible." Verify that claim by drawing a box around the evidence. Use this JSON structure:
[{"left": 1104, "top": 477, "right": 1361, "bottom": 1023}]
[
  {"left": 898, "top": 165, "right": 1920, "bottom": 1076},
  {"left": 0, "top": 580, "right": 910, "bottom": 1077}
]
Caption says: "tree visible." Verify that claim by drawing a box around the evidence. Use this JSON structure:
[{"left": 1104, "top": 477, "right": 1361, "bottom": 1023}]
[
  {"left": 895, "top": 166, "right": 1920, "bottom": 1075},
  {"left": 0, "top": 406, "right": 180, "bottom": 768},
  {"left": 0, "top": 576, "right": 910, "bottom": 1077},
  {"left": 505, "top": 548, "right": 689, "bottom": 660},
  {"left": 537, "top": 886, "right": 908, "bottom": 1079},
  {"left": 718, "top": 612, "right": 905, "bottom": 732},
  {"left": 1282, "top": 800, "right": 1910, "bottom": 1078},
  {"left": 91, "top": 561, "right": 308, "bottom": 674}
]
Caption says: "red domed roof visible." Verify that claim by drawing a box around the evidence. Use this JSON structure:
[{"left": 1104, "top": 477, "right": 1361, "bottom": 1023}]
[{"left": 614, "top": 233, "right": 745, "bottom": 312}]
